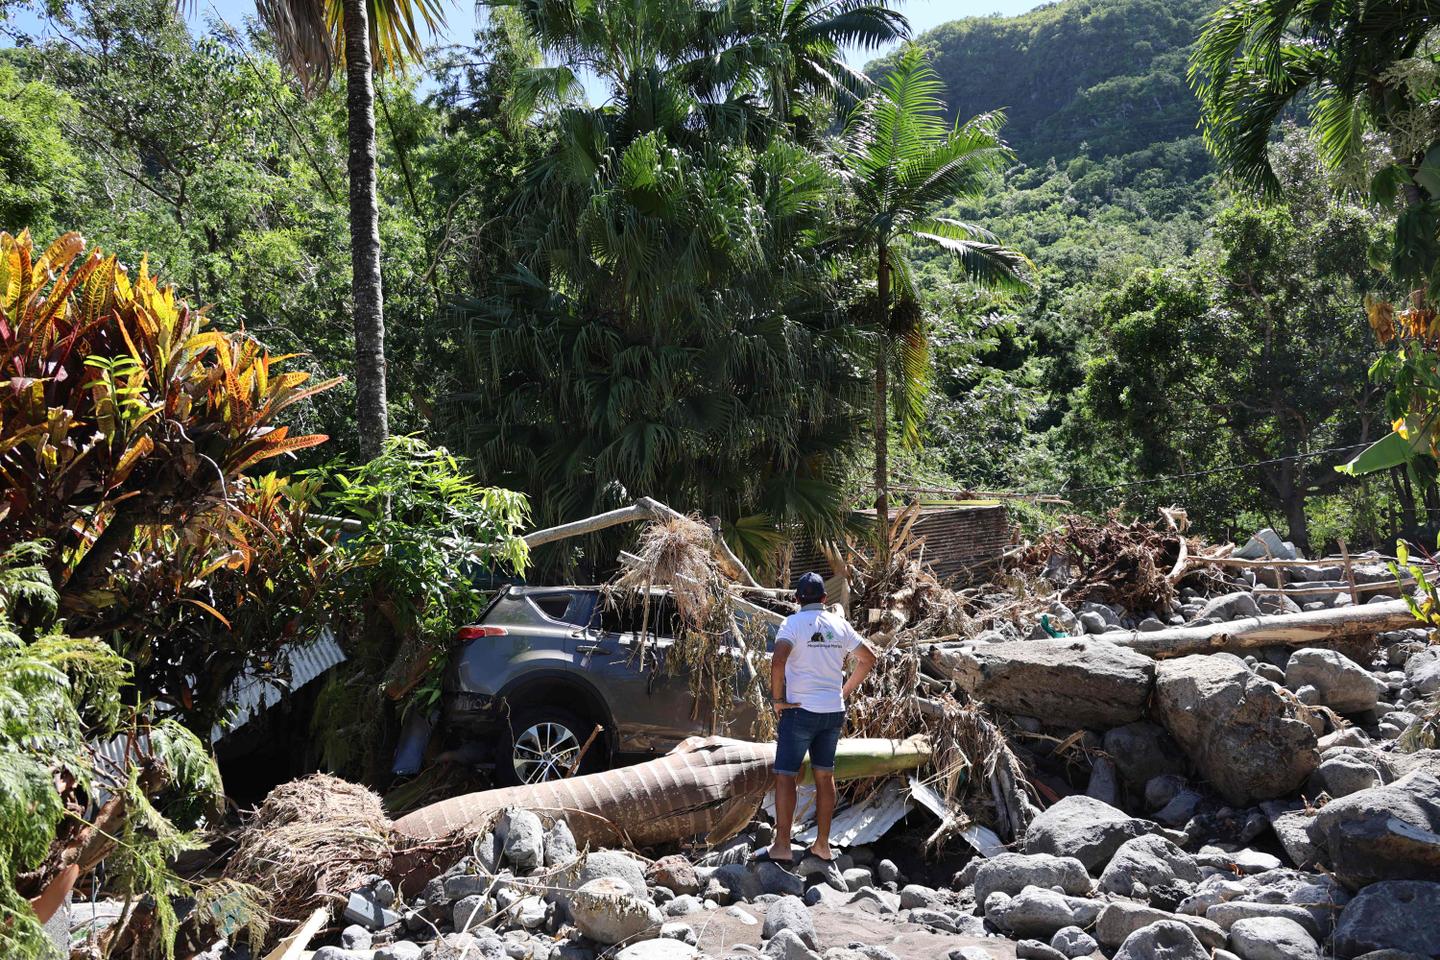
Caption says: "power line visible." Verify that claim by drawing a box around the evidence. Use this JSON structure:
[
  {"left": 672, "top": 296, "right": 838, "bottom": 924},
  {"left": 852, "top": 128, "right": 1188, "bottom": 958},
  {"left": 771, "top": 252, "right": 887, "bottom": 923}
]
[{"left": 1058, "top": 443, "right": 1373, "bottom": 498}]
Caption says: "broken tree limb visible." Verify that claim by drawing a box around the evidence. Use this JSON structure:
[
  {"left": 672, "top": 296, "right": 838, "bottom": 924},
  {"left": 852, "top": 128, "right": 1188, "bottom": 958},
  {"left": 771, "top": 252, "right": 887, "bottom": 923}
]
[
  {"left": 523, "top": 497, "right": 761, "bottom": 587},
  {"left": 1159, "top": 507, "right": 1188, "bottom": 583},
  {"left": 1099, "top": 598, "right": 1418, "bottom": 659},
  {"left": 617, "top": 549, "right": 782, "bottom": 626}
]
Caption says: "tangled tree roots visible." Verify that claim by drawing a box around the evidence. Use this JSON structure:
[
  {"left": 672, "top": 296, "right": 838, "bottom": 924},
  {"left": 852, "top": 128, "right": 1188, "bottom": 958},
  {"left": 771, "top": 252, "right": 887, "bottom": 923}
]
[
  {"left": 222, "top": 774, "right": 394, "bottom": 930},
  {"left": 1013, "top": 513, "right": 1187, "bottom": 614}
]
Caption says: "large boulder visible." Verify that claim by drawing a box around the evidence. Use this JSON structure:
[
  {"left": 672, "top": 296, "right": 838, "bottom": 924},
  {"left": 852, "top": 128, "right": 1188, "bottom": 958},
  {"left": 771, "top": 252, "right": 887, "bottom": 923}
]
[
  {"left": 1154, "top": 654, "right": 1319, "bottom": 805},
  {"left": 1111, "top": 919, "right": 1211, "bottom": 960},
  {"left": 1096, "top": 902, "right": 1226, "bottom": 950},
  {"left": 1196, "top": 591, "right": 1262, "bottom": 622},
  {"left": 1098, "top": 835, "right": 1200, "bottom": 899},
  {"left": 1024, "top": 795, "right": 1157, "bottom": 872},
  {"left": 570, "top": 877, "right": 663, "bottom": 946},
  {"left": 931, "top": 639, "right": 1154, "bottom": 728},
  {"left": 1308, "top": 770, "right": 1440, "bottom": 887},
  {"left": 987, "top": 886, "right": 1101, "bottom": 939},
  {"left": 1284, "top": 649, "right": 1384, "bottom": 714},
  {"left": 1404, "top": 647, "right": 1440, "bottom": 695},
  {"left": 973, "top": 853, "right": 1092, "bottom": 904},
  {"left": 1227, "top": 916, "right": 1320, "bottom": 960},
  {"left": 1332, "top": 881, "right": 1440, "bottom": 959}
]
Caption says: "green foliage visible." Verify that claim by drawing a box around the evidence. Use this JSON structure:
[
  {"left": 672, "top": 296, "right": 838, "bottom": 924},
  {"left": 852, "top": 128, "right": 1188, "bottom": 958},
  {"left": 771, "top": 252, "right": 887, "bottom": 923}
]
[
  {"left": 0, "top": 542, "right": 231, "bottom": 960},
  {"left": 1071, "top": 134, "right": 1387, "bottom": 550},
  {"left": 0, "top": 229, "right": 337, "bottom": 624},
  {"left": 880, "top": 0, "right": 1217, "bottom": 163},
  {"left": 0, "top": 64, "right": 80, "bottom": 235},
  {"left": 307, "top": 436, "right": 529, "bottom": 776}
]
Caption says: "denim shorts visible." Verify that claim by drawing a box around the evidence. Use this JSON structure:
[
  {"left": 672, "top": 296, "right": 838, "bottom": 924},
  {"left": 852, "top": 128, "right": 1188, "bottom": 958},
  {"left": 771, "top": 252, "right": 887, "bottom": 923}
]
[{"left": 774, "top": 708, "right": 845, "bottom": 776}]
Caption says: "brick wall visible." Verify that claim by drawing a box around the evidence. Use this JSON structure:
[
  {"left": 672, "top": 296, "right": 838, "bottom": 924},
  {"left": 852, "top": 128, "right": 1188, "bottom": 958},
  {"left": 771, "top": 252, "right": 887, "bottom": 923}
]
[{"left": 786, "top": 504, "right": 1011, "bottom": 587}]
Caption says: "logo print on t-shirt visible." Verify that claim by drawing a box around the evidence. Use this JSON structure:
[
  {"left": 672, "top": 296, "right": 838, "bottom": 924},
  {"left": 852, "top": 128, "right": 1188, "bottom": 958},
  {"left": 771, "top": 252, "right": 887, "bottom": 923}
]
[{"left": 808, "top": 624, "right": 840, "bottom": 648}]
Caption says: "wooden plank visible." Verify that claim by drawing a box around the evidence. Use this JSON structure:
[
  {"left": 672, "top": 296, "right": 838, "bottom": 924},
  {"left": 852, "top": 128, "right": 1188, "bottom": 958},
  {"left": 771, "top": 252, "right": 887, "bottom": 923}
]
[{"left": 262, "top": 906, "right": 328, "bottom": 960}]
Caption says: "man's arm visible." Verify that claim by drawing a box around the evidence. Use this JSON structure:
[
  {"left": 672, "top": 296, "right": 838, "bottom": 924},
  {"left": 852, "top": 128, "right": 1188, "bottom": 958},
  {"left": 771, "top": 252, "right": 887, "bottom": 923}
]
[
  {"left": 771, "top": 641, "right": 797, "bottom": 713},
  {"left": 841, "top": 642, "right": 877, "bottom": 699}
]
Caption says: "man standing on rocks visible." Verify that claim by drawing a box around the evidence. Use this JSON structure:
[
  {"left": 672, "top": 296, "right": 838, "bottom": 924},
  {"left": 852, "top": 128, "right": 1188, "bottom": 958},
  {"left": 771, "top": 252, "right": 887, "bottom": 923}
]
[{"left": 760, "top": 571, "right": 877, "bottom": 866}]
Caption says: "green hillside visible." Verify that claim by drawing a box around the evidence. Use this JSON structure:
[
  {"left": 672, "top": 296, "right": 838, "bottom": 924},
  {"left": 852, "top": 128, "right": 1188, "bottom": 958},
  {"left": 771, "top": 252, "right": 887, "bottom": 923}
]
[{"left": 891, "top": 0, "right": 1218, "bottom": 163}]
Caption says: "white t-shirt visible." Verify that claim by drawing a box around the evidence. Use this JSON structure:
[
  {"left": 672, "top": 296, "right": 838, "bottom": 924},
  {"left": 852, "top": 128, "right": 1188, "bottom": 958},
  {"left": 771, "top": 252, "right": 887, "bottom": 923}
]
[{"left": 775, "top": 604, "right": 864, "bottom": 713}]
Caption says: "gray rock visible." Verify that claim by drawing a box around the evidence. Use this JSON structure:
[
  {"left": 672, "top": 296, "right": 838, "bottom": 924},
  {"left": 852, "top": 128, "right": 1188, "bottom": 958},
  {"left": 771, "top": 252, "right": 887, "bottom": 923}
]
[
  {"left": 1155, "top": 654, "right": 1319, "bottom": 805},
  {"left": 1309, "top": 770, "right": 1440, "bottom": 886},
  {"left": 1228, "top": 916, "right": 1320, "bottom": 960},
  {"left": 615, "top": 941, "right": 700, "bottom": 960},
  {"left": 499, "top": 809, "right": 545, "bottom": 872},
  {"left": 762, "top": 896, "right": 816, "bottom": 949},
  {"left": 444, "top": 873, "right": 491, "bottom": 902},
  {"left": 341, "top": 925, "right": 373, "bottom": 950},
  {"left": 756, "top": 861, "right": 805, "bottom": 897},
  {"left": 1104, "top": 723, "right": 1188, "bottom": 788},
  {"left": 647, "top": 855, "right": 699, "bottom": 896},
  {"left": 314, "top": 950, "right": 362, "bottom": 960},
  {"left": 1310, "top": 753, "right": 1384, "bottom": 798},
  {"left": 1197, "top": 592, "right": 1262, "bottom": 622},
  {"left": 555, "top": 850, "right": 651, "bottom": 908},
  {"left": 974, "top": 853, "right": 1092, "bottom": 903},
  {"left": 1079, "top": 612, "right": 1109, "bottom": 634},
  {"left": 1099, "top": 835, "right": 1200, "bottom": 899},
  {"left": 876, "top": 859, "right": 900, "bottom": 884},
  {"left": 453, "top": 895, "right": 491, "bottom": 932},
  {"left": 1206, "top": 902, "right": 1320, "bottom": 939},
  {"left": 1405, "top": 647, "right": 1440, "bottom": 695},
  {"left": 1016, "top": 941, "right": 1067, "bottom": 960},
  {"left": 1332, "top": 881, "right": 1440, "bottom": 959},
  {"left": 569, "top": 877, "right": 662, "bottom": 946},
  {"left": 840, "top": 867, "right": 872, "bottom": 890},
  {"left": 659, "top": 921, "right": 697, "bottom": 945},
  {"left": 1051, "top": 926, "right": 1098, "bottom": 958},
  {"left": 904, "top": 906, "right": 962, "bottom": 933},
  {"left": 988, "top": 886, "right": 1100, "bottom": 939},
  {"left": 763, "top": 929, "right": 821, "bottom": 960},
  {"left": 1023, "top": 795, "right": 1156, "bottom": 871},
  {"left": 1235, "top": 529, "right": 1295, "bottom": 560},
  {"left": 932, "top": 638, "right": 1155, "bottom": 728},
  {"left": 898, "top": 884, "right": 937, "bottom": 909},
  {"left": 422, "top": 933, "right": 506, "bottom": 960},
  {"left": 1254, "top": 590, "right": 1302, "bottom": 616},
  {"left": 1086, "top": 757, "right": 1121, "bottom": 807},
  {"left": 343, "top": 889, "right": 401, "bottom": 930},
  {"left": 664, "top": 895, "right": 702, "bottom": 916},
  {"left": 1267, "top": 810, "right": 1320, "bottom": 868},
  {"left": 376, "top": 944, "right": 423, "bottom": 960},
  {"left": 543, "top": 820, "right": 578, "bottom": 868},
  {"left": 948, "top": 950, "right": 996, "bottom": 960},
  {"left": 1096, "top": 901, "right": 1227, "bottom": 950},
  {"left": 1285, "top": 649, "right": 1384, "bottom": 714},
  {"left": 1112, "top": 920, "right": 1209, "bottom": 960}
]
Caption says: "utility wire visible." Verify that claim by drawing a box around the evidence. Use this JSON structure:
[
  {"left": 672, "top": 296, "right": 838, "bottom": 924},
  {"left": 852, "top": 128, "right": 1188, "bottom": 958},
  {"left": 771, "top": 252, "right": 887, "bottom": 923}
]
[{"left": 1058, "top": 443, "right": 1373, "bottom": 498}]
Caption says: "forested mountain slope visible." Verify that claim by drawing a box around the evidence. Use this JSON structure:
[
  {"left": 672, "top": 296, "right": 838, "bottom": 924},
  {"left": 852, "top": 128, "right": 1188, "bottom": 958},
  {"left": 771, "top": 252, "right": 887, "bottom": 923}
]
[{"left": 892, "top": 0, "right": 1218, "bottom": 163}]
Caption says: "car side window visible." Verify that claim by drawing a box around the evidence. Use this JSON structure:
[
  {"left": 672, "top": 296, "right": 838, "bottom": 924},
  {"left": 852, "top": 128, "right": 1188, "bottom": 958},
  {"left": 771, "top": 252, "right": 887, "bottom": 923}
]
[
  {"left": 529, "top": 593, "right": 591, "bottom": 626},
  {"left": 598, "top": 594, "right": 682, "bottom": 640}
]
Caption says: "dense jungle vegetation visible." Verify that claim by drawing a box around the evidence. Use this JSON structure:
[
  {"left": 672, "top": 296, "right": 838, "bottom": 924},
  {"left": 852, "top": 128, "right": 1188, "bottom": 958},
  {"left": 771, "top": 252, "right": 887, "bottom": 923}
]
[{"left": 7, "top": 0, "right": 1440, "bottom": 949}]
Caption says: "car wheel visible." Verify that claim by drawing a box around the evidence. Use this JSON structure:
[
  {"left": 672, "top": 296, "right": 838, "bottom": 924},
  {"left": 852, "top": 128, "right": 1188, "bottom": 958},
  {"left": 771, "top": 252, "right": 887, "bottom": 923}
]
[{"left": 499, "top": 706, "right": 601, "bottom": 785}]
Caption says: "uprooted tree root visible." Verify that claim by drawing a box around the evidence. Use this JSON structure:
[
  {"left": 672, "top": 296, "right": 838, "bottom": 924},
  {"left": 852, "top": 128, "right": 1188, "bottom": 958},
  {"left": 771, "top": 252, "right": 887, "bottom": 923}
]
[
  {"left": 222, "top": 774, "right": 395, "bottom": 932},
  {"left": 1012, "top": 513, "right": 1189, "bottom": 613}
]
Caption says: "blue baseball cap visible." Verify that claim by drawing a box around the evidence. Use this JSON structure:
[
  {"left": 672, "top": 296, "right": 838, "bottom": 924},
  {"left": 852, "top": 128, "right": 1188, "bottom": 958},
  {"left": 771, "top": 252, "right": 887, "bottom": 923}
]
[{"left": 794, "top": 572, "right": 826, "bottom": 602}]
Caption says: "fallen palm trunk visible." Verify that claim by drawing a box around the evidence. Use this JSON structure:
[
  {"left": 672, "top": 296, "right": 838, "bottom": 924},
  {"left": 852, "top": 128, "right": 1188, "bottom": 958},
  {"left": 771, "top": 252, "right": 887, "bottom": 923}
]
[
  {"left": 392, "top": 735, "right": 930, "bottom": 851},
  {"left": 1098, "top": 598, "right": 1416, "bottom": 658}
]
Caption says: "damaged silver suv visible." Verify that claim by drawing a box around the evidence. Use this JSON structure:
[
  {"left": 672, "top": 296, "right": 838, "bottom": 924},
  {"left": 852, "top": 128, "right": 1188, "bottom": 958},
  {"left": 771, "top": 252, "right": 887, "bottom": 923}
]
[{"left": 413, "top": 585, "right": 768, "bottom": 785}]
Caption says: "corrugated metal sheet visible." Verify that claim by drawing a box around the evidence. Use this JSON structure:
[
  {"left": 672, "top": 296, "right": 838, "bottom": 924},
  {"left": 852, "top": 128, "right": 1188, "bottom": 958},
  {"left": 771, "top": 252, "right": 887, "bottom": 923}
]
[
  {"left": 208, "top": 627, "right": 346, "bottom": 743},
  {"left": 763, "top": 778, "right": 913, "bottom": 846},
  {"left": 89, "top": 630, "right": 347, "bottom": 806}
]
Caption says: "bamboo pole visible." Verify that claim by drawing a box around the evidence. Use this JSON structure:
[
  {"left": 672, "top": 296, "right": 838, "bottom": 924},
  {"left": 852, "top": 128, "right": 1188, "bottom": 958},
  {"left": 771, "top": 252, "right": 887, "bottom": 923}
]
[{"left": 1100, "top": 599, "right": 1417, "bottom": 658}]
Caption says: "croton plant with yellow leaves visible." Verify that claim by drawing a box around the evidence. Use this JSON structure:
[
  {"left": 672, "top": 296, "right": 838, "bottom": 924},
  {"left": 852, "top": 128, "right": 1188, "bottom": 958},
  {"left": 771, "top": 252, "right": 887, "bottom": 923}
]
[{"left": 0, "top": 229, "right": 340, "bottom": 619}]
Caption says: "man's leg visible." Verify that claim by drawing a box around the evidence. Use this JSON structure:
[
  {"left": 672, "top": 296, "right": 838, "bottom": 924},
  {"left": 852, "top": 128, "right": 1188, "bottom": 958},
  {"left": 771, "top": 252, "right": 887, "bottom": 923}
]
[
  {"left": 770, "top": 772, "right": 798, "bottom": 861},
  {"left": 807, "top": 716, "right": 844, "bottom": 860},
  {"left": 810, "top": 769, "right": 836, "bottom": 859}
]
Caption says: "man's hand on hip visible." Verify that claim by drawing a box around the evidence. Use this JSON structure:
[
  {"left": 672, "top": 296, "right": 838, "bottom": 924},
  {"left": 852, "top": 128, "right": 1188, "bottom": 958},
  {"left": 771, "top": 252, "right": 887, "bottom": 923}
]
[{"left": 773, "top": 699, "right": 800, "bottom": 716}]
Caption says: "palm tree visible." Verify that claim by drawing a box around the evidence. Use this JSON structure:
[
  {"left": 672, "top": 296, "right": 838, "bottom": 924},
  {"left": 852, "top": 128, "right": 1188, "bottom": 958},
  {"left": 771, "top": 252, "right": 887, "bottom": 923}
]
[
  {"left": 254, "top": 0, "right": 446, "bottom": 460},
  {"left": 837, "top": 45, "right": 1030, "bottom": 548},
  {"left": 707, "top": 0, "right": 909, "bottom": 123}
]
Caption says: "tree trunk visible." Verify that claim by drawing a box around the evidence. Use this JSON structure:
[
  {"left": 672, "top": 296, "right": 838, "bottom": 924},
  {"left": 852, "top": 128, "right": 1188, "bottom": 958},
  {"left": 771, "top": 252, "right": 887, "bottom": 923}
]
[
  {"left": 1093, "top": 598, "right": 1416, "bottom": 659},
  {"left": 1282, "top": 484, "right": 1310, "bottom": 557},
  {"left": 873, "top": 240, "right": 890, "bottom": 555},
  {"left": 343, "top": 0, "right": 389, "bottom": 461}
]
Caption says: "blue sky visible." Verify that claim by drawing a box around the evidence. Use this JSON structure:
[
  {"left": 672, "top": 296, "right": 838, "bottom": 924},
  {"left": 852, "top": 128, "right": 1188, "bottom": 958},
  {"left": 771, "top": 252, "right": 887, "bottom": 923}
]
[{"left": 9, "top": 0, "right": 1046, "bottom": 80}]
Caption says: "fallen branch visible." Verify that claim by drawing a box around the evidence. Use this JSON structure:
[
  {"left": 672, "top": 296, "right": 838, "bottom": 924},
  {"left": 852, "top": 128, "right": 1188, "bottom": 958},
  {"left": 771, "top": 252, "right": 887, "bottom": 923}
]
[
  {"left": 524, "top": 497, "right": 761, "bottom": 587},
  {"left": 1100, "top": 598, "right": 1417, "bottom": 658}
]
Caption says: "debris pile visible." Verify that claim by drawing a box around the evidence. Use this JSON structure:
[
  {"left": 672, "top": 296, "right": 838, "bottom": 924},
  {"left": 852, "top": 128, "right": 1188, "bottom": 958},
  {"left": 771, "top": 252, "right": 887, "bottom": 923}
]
[{"left": 197, "top": 514, "right": 1440, "bottom": 960}]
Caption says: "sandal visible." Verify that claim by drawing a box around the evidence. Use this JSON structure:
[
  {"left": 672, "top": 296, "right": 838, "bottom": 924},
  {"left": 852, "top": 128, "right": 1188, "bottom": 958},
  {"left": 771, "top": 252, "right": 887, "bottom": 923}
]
[
  {"left": 803, "top": 847, "right": 837, "bottom": 863},
  {"left": 752, "top": 849, "right": 794, "bottom": 866}
]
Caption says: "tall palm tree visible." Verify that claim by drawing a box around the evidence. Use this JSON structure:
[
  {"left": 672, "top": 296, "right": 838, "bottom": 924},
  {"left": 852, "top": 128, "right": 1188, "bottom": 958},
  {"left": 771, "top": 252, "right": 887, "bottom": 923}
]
[
  {"left": 254, "top": 0, "right": 446, "bottom": 460},
  {"left": 837, "top": 45, "right": 1030, "bottom": 548},
  {"left": 707, "top": 0, "right": 909, "bottom": 122}
]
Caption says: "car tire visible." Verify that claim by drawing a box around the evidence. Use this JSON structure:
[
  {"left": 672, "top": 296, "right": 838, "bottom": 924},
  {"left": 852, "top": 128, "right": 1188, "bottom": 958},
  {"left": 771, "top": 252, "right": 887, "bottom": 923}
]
[{"left": 498, "top": 705, "right": 603, "bottom": 786}]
